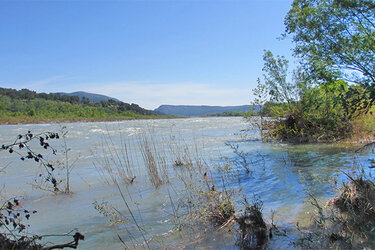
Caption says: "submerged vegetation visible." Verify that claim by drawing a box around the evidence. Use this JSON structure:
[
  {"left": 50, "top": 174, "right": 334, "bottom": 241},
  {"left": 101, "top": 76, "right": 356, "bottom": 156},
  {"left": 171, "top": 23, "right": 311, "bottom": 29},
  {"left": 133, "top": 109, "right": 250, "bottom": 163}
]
[
  {"left": 93, "top": 128, "right": 286, "bottom": 249},
  {"left": 295, "top": 169, "right": 375, "bottom": 249},
  {"left": 236, "top": 198, "right": 269, "bottom": 249}
]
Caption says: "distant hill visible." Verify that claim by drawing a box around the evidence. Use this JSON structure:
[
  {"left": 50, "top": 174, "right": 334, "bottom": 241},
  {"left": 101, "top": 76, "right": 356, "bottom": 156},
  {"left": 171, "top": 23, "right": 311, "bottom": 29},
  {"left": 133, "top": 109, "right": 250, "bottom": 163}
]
[
  {"left": 154, "top": 105, "right": 260, "bottom": 116},
  {"left": 56, "top": 91, "right": 120, "bottom": 103}
]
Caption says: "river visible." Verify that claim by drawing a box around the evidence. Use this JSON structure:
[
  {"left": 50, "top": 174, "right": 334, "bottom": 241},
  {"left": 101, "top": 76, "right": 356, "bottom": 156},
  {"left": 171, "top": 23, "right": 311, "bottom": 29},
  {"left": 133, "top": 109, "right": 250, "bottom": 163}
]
[{"left": 0, "top": 117, "right": 373, "bottom": 249}]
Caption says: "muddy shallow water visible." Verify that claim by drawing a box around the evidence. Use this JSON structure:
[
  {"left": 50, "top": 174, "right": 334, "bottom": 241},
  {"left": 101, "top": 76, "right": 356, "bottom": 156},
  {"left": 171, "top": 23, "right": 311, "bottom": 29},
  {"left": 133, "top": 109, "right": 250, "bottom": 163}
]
[{"left": 0, "top": 117, "right": 373, "bottom": 249}]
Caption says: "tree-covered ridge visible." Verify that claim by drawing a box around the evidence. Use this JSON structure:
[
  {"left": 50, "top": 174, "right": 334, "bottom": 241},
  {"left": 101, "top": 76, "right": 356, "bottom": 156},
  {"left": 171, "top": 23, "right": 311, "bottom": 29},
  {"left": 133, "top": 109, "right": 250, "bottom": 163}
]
[{"left": 0, "top": 87, "right": 157, "bottom": 123}]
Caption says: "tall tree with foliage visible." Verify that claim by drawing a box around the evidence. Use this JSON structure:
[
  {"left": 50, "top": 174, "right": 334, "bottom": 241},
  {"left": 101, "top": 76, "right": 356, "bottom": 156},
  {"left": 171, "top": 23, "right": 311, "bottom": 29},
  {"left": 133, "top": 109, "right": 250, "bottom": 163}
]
[
  {"left": 284, "top": 0, "right": 375, "bottom": 105},
  {"left": 250, "top": 78, "right": 269, "bottom": 139},
  {"left": 262, "top": 50, "right": 297, "bottom": 111}
]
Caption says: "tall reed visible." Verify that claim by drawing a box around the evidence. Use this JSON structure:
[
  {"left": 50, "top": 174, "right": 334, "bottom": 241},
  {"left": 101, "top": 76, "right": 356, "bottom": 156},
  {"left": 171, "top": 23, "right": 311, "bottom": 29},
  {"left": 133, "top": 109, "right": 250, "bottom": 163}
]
[
  {"left": 93, "top": 127, "right": 172, "bottom": 189},
  {"left": 138, "top": 133, "right": 163, "bottom": 188},
  {"left": 92, "top": 132, "right": 136, "bottom": 185}
]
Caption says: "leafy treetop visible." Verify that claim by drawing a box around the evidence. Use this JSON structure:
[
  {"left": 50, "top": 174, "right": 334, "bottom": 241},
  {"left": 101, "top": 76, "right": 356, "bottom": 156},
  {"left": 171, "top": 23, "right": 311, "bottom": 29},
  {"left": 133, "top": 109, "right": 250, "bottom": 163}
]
[{"left": 285, "top": 0, "right": 375, "bottom": 89}]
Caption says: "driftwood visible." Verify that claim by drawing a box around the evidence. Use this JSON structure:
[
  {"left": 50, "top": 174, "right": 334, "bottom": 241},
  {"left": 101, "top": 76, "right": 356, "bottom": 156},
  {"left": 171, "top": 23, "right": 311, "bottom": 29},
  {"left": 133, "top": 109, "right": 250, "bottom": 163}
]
[{"left": 43, "top": 232, "right": 84, "bottom": 250}]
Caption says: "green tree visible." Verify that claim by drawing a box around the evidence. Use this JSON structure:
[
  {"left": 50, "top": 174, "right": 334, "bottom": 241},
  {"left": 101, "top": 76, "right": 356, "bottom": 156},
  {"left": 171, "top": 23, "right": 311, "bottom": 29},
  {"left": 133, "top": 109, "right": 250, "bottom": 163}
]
[
  {"left": 262, "top": 50, "right": 297, "bottom": 111},
  {"left": 285, "top": 0, "right": 375, "bottom": 88},
  {"left": 250, "top": 78, "right": 269, "bottom": 138}
]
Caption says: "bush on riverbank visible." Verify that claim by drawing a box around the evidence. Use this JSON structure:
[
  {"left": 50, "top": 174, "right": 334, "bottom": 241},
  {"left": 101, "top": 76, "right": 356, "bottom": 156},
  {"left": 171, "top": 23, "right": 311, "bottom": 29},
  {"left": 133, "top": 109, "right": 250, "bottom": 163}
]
[
  {"left": 350, "top": 108, "right": 375, "bottom": 143},
  {"left": 255, "top": 50, "right": 375, "bottom": 143},
  {"left": 262, "top": 87, "right": 375, "bottom": 143},
  {"left": 261, "top": 79, "right": 356, "bottom": 143}
]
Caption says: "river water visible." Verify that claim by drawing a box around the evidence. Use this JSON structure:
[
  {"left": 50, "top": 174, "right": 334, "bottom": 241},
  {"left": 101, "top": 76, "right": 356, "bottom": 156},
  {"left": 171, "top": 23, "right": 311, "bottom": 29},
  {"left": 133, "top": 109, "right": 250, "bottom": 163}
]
[{"left": 0, "top": 117, "right": 373, "bottom": 249}]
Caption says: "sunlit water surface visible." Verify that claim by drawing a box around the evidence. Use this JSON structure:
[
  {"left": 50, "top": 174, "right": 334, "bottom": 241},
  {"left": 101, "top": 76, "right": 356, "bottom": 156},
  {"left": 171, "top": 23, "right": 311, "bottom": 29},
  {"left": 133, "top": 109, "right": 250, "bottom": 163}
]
[{"left": 0, "top": 117, "right": 373, "bottom": 249}]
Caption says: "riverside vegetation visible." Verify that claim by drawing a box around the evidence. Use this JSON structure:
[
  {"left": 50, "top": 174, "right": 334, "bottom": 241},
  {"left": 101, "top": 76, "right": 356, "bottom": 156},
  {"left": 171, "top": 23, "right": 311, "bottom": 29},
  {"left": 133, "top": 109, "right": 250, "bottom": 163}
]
[
  {"left": 249, "top": 0, "right": 375, "bottom": 144},
  {"left": 0, "top": 88, "right": 160, "bottom": 124}
]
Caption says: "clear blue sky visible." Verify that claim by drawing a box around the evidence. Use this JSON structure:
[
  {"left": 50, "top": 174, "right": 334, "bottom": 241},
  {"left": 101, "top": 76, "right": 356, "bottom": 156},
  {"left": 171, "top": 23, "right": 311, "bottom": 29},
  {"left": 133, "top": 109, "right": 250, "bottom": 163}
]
[{"left": 0, "top": 0, "right": 294, "bottom": 109}]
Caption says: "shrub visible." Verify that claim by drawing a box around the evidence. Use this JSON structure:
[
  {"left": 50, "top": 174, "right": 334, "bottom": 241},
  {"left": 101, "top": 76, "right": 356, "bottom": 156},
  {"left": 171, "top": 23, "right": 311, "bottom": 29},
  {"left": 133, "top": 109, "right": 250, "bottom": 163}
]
[
  {"left": 331, "top": 175, "right": 375, "bottom": 237},
  {"left": 0, "top": 131, "right": 84, "bottom": 249},
  {"left": 199, "top": 189, "right": 235, "bottom": 226},
  {"left": 235, "top": 199, "right": 269, "bottom": 249}
]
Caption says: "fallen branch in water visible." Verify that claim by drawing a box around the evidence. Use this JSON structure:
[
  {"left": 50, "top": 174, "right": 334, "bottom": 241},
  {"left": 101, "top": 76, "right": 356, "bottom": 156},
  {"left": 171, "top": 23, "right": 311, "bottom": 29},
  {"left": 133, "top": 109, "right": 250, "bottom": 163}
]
[
  {"left": 43, "top": 232, "right": 85, "bottom": 250},
  {"left": 355, "top": 141, "right": 375, "bottom": 153}
]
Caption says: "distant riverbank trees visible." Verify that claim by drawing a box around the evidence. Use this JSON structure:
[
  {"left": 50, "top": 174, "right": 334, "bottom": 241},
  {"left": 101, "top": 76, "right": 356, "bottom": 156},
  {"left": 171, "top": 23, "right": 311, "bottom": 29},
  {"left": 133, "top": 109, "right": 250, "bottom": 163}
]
[{"left": 0, "top": 87, "right": 158, "bottom": 124}]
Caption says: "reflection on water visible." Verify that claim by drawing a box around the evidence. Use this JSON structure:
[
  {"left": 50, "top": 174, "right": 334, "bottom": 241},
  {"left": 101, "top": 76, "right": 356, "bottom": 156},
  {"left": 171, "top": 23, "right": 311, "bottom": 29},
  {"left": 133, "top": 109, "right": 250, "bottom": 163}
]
[{"left": 0, "top": 117, "right": 373, "bottom": 249}]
